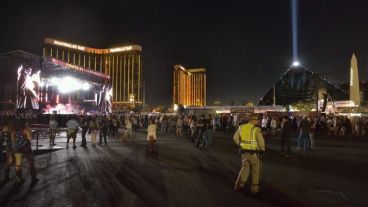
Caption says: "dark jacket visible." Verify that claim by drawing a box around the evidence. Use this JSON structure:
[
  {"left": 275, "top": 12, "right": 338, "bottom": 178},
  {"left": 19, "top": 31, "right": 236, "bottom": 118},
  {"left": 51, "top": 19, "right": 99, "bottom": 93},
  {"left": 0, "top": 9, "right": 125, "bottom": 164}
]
[
  {"left": 299, "top": 119, "right": 311, "bottom": 135},
  {"left": 281, "top": 120, "right": 292, "bottom": 137}
]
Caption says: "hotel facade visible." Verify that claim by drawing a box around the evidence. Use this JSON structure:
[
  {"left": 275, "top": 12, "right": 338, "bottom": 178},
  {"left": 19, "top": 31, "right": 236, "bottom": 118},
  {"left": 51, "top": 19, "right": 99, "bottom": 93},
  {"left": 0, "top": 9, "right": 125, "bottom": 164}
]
[
  {"left": 173, "top": 65, "right": 206, "bottom": 107},
  {"left": 42, "top": 38, "right": 143, "bottom": 107}
]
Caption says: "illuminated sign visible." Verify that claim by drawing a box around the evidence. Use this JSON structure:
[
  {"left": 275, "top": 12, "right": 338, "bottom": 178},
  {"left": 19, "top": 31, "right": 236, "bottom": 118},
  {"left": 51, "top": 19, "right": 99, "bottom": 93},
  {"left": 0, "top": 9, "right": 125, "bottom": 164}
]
[
  {"left": 51, "top": 58, "right": 110, "bottom": 80},
  {"left": 53, "top": 40, "right": 85, "bottom": 51},
  {"left": 109, "top": 46, "right": 133, "bottom": 53},
  {"left": 334, "top": 100, "right": 356, "bottom": 107},
  {"left": 230, "top": 107, "right": 254, "bottom": 113},
  {"left": 46, "top": 38, "right": 142, "bottom": 53}
]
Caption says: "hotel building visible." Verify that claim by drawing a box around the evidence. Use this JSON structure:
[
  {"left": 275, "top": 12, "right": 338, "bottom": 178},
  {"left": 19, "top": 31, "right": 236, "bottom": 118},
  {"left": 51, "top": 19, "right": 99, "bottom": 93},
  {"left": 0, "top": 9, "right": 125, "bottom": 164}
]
[
  {"left": 42, "top": 38, "right": 143, "bottom": 107},
  {"left": 173, "top": 65, "right": 206, "bottom": 107}
]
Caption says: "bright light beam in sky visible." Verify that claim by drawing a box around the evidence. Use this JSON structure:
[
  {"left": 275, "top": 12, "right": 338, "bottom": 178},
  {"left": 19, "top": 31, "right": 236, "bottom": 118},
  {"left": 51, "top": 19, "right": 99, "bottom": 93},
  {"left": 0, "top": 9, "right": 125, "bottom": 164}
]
[{"left": 291, "top": 0, "right": 298, "bottom": 62}]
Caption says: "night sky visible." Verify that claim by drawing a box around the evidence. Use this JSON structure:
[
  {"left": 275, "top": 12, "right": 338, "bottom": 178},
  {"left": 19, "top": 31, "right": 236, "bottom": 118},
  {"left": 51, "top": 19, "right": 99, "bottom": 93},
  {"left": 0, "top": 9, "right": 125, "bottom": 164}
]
[{"left": 1, "top": 0, "right": 368, "bottom": 106}]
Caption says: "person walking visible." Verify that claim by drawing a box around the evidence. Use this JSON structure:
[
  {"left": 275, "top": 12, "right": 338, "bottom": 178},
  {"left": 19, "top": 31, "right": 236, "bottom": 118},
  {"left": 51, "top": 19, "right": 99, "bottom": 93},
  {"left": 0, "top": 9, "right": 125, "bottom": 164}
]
[
  {"left": 298, "top": 116, "right": 311, "bottom": 151},
  {"left": 280, "top": 116, "right": 292, "bottom": 157},
  {"left": 176, "top": 116, "right": 184, "bottom": 137},
  {"left": 11, "top": 118, "right": 38, "bottom": 184},
  {"left": 270, "top": 117, "right": 277, "bottom": 135},
  {"left": 111, "top": 116, "right": 119, "bottom": 138},
  {"left": 89, "top": 117, "right": 98, "bottom": 147},
  {"left": 80, "top": 116, "right": 89, "bottom": 147},
  {"left": 49, "top": 115, "right": 58, "bottom": 146},
  {"left": 233, "top": 114, "right": 265, "bottom": 194},
  {"left": 261, "top": 116, "right": 268, "bottom": 134},
  {"left": 66, "top": 116, "right": 79, "bottom": 149},
  {"left": 125, "top": 117, "right": 133, "bottom": 141},
  {"left": 189, "top": 117, "right": 196, "bottom": 142},
  {"left": 98, "top": 117, "right": 108, "bottom": 145},
  {"left": 1, "top": 118, "right": 15, "bottom": 182},
  {"left": 146, "top": 119, "right": 157, "bottom": 153},
  {"left": 309, "top": 117, "right": 316, "bottom": 150},
  {"left": 201, "top": 115, "right": 212, "bottom": 149},
  {"left": 195, "top": 116, "right": 205, "bottom": 147}
]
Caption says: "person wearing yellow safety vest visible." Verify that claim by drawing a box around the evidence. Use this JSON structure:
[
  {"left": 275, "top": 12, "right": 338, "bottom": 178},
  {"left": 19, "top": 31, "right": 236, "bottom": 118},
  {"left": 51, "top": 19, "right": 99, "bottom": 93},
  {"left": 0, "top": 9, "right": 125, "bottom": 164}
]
[{"left": 233, "top": 114, "right": 265, "bottom": 194}]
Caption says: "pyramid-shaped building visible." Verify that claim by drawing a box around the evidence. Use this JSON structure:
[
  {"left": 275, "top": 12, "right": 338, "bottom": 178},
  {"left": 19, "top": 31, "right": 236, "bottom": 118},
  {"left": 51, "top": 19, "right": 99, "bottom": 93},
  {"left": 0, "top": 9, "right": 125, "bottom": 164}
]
[{"left": 257, "top": 65, "right": 348, "bottom": 106}]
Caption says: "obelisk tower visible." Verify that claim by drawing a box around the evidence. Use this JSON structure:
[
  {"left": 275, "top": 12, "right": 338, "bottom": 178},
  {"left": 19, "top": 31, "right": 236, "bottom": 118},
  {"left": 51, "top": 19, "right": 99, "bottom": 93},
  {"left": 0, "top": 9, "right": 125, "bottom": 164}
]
[{"left": 350, "top": 53, "right": 360, "bottom": 106}]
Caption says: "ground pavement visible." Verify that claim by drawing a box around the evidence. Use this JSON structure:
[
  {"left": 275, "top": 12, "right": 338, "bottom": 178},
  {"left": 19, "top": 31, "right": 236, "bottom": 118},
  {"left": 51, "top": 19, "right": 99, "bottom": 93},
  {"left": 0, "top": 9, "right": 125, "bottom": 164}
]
[{"left": 0, "top": 130, "right": 367, "bottom": 207}]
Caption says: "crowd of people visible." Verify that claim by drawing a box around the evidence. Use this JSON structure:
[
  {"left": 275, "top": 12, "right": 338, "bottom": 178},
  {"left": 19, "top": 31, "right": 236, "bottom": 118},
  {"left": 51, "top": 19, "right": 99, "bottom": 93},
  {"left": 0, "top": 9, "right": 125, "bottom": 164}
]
[
  {"left": 1, "top": 111, "right": 367, "bottom": 187},
  {"left": 155, "top": 114, "right": 214, "bottom": 149}
]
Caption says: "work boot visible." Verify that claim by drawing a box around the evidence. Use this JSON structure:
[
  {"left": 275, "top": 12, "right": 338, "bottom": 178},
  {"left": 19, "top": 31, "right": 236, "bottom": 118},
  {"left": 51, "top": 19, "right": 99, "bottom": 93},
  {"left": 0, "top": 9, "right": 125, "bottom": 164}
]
[
  {"left": 3, "top": 169, "right": 10, "bottom": 182},
  {"left": 15, "top": 168, "right": 25, "bottom": 183},
  {"left": 31, "top": 178, "right": 39, "bottom": 186},
  {"left": 250, "top": 185, "right": 260, "bottom": 194},
  {"left": 234, "top": 180, "right": 244, "bottom": 191}
]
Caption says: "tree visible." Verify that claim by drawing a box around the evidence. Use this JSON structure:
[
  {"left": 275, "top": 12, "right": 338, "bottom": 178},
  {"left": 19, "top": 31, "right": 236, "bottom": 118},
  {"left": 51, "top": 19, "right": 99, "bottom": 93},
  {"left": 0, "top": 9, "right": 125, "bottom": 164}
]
[
  {"left": 312, "top": 73, "right": 324, "bottom": 112},
  {"left": 291, "top": 101, "right": 314, "bottom": 112},
  {"left": 244, "top": 101, "right": 254, "bottom": 107}
]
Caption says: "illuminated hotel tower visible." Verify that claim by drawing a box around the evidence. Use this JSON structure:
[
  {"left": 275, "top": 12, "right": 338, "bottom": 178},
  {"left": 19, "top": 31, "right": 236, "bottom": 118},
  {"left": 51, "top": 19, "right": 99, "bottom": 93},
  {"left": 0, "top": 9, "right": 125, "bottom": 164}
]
[
  {"left": 173, "top": 65, "right": 206, "bottom": 106},
  {"left": 350, "top": 53, "right": 360, "bottom": 106},
  {"left": 43, "top": 38, "right": 143, "bottom": 107}
]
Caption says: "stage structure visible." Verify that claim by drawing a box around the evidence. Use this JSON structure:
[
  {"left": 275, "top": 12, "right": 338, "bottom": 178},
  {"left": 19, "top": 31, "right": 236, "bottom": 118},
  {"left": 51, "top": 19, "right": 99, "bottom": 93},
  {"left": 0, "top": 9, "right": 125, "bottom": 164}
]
[
  {"left": 43, "top": 38, "right": 143, "bottom": 110},
  {"left": 39, "top": 57, "right": 112, "bottom": 114}
]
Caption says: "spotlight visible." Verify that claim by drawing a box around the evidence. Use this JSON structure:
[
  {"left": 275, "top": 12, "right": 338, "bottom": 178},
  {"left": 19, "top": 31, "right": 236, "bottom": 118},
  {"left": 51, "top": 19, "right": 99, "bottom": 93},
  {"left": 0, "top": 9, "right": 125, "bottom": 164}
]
[
  {"left": 292, "top": 61, "right": 300, "bottom": 67},
  {"left": 48, "top": 76, "right": 91, "bottom": 93},
  {"left": 82, "top": 82, "right": 91, "bottom": 91}
]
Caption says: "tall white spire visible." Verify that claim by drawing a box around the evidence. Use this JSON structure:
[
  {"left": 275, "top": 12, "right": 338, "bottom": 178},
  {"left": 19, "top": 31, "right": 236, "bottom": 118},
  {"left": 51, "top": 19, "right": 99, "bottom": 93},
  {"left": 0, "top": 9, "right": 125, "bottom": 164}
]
[{"left": 349, "top": 53, "right": 360, "bottom": 106}]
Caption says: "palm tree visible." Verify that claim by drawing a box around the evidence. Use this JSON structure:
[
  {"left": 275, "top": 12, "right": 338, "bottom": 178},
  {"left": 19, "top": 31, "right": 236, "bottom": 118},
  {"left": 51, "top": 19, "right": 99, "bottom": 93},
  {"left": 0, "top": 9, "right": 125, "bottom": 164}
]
[{"left": 312, "top": 73, "right": 323, "bottom": 112}]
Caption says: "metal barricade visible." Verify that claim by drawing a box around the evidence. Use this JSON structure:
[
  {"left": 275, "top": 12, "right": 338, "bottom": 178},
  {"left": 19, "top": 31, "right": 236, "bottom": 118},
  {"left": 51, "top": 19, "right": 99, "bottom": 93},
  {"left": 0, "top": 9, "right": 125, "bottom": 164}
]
[{"left": 30, "top": 124, "right": 50, "bottom": 151}]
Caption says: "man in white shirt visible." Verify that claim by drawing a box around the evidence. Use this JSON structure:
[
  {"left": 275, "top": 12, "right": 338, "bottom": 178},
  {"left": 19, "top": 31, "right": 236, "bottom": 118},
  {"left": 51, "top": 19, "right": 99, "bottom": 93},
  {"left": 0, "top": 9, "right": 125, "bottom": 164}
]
[
  {"left": 49, "top": 115, "right": 58, "bottom": 146},
  {"left": 261, "top": 116, "right": 268, "bottom": 131},
  {"left": 147, "top": 119, "right": 157, "bottom": 153},
  {"left": 125, "top": 117, "right": 133, "bottom": 141},
  {"left": 66, "top": 116, "right": 79, "bottom": 149},
  {"left": 270, "top": 117, "right": 277, "bottom": 135},
  {"left": 176, "top": 116, "right": 184, "bottom": 137}
]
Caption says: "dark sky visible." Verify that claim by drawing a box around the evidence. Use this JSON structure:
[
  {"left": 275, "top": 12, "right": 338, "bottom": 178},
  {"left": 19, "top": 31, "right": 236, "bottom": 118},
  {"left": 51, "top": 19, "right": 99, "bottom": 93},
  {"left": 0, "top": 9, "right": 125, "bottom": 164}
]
[{"left": 1, "top": 0, "right": 368, "bottom": 106}]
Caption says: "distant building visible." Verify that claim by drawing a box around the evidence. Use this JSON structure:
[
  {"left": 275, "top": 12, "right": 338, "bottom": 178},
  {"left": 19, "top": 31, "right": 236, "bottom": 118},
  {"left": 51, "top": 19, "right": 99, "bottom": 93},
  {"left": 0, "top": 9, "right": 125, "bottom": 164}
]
[
  {"left": 257, "top": 65, "right": 348, "bottom": 107},
  {"left": 43, "top": 37, "right": 143, "bottom": 107},
  {"left": 173, "top": 65, "right": 206, "bottom": 107}
]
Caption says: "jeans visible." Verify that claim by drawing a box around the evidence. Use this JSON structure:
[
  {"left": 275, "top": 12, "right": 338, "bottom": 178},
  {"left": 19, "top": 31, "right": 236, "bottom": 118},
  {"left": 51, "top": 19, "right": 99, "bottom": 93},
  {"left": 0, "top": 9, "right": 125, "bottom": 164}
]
[
  {"left": 81, "top": 128, "right": 88, "bottom": 146},
  {"left": 298, "top": 133, "right": 310, "bottom": 151},
  {"left": 281, "top": 135, "right": 291, "bottom": 154},
  {"left": 99, "top": 131, "right": 107, "bottom": 144},
  {"left": 202, "top": 130, "right": 208, "bottom": 148},
  {"left": 196, "top": 129, "right": 204, "bottom": 146},
  {"left": 309, "top": 133, "right": 314, "bottom": 149}
]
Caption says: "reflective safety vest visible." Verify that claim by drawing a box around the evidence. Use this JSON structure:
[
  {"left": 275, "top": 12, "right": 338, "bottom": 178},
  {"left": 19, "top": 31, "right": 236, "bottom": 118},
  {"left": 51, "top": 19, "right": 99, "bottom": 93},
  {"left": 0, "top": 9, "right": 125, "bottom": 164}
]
[{"left": 239, "top": 123, "right": 259, "bottom": 151}]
